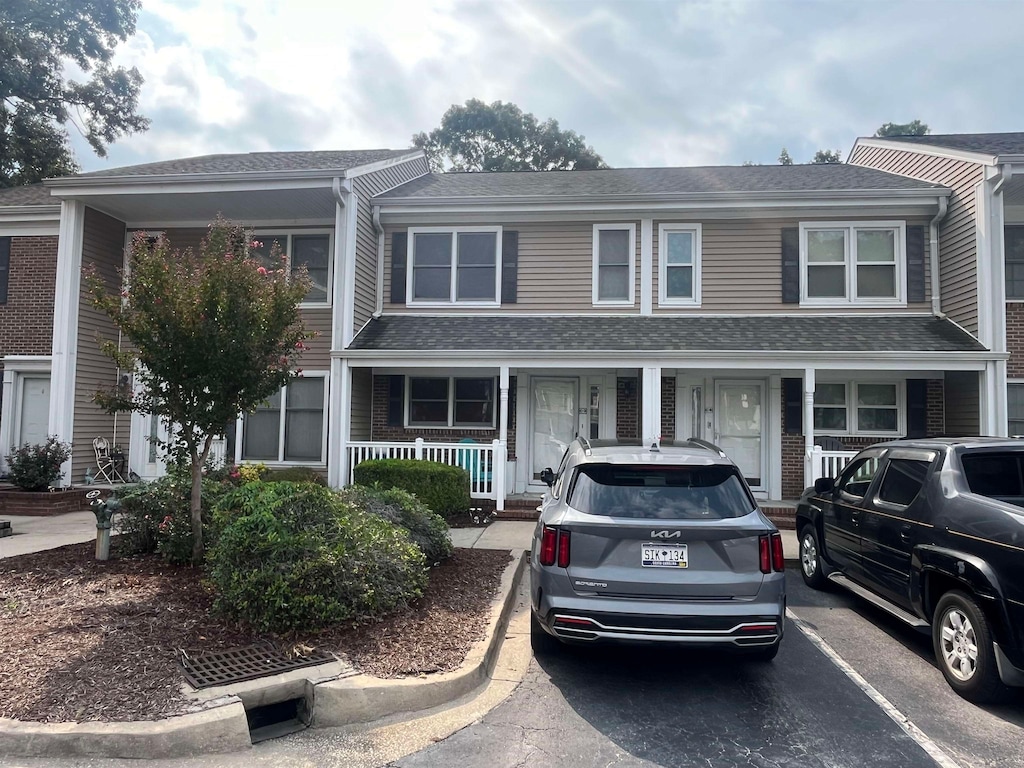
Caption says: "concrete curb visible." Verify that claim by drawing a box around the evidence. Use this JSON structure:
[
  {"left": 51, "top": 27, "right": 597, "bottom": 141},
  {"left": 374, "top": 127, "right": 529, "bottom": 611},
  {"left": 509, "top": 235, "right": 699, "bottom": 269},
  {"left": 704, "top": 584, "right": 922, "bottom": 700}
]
[
  {"left": 0, "top": 696, "right": 251, "bottom": 760},
  {"left": 0, "top": 549, "right": 529, "bottom": 760},
  {"left": 312, "top": 549, "right": 529, "bottom": 727}
]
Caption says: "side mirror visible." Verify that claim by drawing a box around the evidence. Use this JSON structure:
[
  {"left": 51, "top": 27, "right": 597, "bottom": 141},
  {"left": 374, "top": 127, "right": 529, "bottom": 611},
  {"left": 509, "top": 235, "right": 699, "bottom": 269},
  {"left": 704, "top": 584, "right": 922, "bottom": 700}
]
[
  {"left": 814, "top": 477, "right": 835, "bottom": 494},
  {"left": 540, "top": 467, "right": 555, "bottom": 487}
]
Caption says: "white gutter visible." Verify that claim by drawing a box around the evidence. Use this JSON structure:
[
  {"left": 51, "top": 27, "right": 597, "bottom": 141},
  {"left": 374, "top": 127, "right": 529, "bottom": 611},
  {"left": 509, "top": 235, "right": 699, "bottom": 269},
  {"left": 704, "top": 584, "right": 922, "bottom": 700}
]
[
  {"left": 372, "top": 204, "right": 385, "bottom": 317},
  {"left": 929, "top": 196, "right": 948, "bottom": 316}
]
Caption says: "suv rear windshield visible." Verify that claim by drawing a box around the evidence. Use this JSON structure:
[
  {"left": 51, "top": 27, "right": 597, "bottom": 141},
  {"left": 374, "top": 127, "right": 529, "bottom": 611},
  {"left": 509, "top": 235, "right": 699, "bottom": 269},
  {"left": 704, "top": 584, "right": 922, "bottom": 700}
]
[
  {"left": 566, "top": 464, "right": 756, "bottom": 519},
  {"left": 961, "top": 451, "right": 1024, "bottom": 505}
]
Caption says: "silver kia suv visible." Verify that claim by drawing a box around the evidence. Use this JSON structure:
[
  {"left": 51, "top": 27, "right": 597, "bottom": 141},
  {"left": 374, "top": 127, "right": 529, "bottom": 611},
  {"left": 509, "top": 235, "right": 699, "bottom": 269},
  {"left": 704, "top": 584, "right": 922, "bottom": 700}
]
[{"left": 530, "top": 438, "right": 786, "bottom": 660}]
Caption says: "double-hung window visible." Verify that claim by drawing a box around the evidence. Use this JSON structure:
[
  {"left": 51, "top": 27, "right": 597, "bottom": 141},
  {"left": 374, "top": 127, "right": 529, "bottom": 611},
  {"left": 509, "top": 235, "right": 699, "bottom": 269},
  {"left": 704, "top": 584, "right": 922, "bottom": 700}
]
[
  {"left": 592, "top": 223, "right": 635, "bottom": 305},
  {"left": 1009, "top": 383, "right": 1024, "bottom": 436},
  {"left": 658, "top": 224, "right": 701, "bottom": 306},
  {"left": 407, "top": 376, "right": 495, "bottom": 428},
  {"left": 241, "top": 375, "right": 326, "bottom": 462},
  {"left": 250, "top": 231, "right": 332, "bottom": 304},
  {"left": 408, "top": 227, "right": 501, "bottom": 305},
  {"left": 800, "top": 222, "right": 904, "bottom": 305},
  {"left": 1005, "top": 227, "right": 1024, "bottom": 300},
  {"left": 813, "top": 381, "right": 902, "bottom": 435}
]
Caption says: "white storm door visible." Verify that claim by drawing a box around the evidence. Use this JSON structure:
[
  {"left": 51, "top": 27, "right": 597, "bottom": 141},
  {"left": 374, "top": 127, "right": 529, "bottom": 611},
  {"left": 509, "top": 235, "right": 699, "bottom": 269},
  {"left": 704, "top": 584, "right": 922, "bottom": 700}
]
[
  {"left": 530, "top": 377, "right": 578, "bottom": 487},
  {"left": 715, "top": 380, "right": 766, "bottom": 490},
  {"left": 17, "top": 376, "right": 50, "bottom": 448}
]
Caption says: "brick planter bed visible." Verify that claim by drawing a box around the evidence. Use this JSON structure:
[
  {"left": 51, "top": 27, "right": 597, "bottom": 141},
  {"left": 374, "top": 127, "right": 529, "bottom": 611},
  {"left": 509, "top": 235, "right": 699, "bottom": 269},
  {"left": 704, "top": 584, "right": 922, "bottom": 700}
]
[{"left": 0, "top": 488, "right": 93, "bottom": 516}]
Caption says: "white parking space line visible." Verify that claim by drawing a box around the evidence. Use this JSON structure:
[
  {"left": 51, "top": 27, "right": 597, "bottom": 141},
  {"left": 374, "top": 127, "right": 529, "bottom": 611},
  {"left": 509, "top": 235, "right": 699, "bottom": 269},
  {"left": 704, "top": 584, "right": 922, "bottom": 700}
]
[{"left": 786, "top": 608, "right": 963, "bottom": 768}]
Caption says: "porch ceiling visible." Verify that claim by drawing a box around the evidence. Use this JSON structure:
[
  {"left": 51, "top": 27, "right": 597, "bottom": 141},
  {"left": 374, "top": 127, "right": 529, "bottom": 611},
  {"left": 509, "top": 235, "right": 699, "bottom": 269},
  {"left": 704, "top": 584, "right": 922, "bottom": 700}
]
[{"left": 349, "top": 315, "right": 987, "bottom": 354}]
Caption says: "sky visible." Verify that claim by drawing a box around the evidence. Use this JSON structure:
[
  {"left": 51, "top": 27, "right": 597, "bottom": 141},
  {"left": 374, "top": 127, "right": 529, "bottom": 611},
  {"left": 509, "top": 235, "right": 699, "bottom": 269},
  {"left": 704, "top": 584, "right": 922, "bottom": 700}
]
[{"left": 71, "top": 0, "right": 1024, "bottom": 173}]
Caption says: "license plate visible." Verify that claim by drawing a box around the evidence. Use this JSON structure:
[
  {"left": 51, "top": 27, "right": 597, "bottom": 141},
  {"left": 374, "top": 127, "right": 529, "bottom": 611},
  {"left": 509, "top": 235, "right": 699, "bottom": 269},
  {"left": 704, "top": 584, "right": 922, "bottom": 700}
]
[{"left": 642, "top": 543, "right": 688, "bottom": 568}]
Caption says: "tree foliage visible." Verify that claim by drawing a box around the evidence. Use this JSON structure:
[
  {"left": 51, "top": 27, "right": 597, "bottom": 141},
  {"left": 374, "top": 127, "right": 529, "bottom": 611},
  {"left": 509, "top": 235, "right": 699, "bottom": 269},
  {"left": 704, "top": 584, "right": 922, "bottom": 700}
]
[
  {"left": 811, "top": 149, "right": 842, "bottom": 164},
  {"left": 0, "top": 0, "right": 150, "bottom": 187},
  {"left": 88, "top": 218, "right": 311, "bottom": 562},
  {"left": 777, "top": 147, "right": 794, "bottom": 166},
  {"left": 875, "top": 120, "right": 929, "bottom": 137},
  {"left": 413, "top": 99, "right": 607, "bottom": 172}
]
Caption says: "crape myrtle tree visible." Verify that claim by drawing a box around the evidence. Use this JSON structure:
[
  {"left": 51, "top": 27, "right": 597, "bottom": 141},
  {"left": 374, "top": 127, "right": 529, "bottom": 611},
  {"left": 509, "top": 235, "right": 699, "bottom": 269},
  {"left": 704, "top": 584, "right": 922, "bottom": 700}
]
[{"left": 88, "top": 218, "right": 312, "bottom": 563}]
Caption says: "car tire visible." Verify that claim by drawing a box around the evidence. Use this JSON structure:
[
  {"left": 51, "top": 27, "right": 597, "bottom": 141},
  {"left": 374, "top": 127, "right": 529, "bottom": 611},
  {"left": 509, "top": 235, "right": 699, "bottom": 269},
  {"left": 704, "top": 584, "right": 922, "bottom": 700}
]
[
  {"left": 799, "top": 524, "right": 828, "bottom": 590},
  {"left": 932, "top": 590, "right": 1010, "bottom": 704},
  {"left": 744, "top": 642, "right": 780, "bottom": 662},
  {"left": 530, "top": 611, "right": 561, "bottom": 656}
]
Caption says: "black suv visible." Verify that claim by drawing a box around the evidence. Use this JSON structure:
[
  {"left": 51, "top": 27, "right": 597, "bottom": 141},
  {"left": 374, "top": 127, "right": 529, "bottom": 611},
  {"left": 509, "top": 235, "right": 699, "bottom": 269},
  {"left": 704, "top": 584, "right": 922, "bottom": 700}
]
[{"left": 796, "top": 438, "right": 1024, "bottom": 703}]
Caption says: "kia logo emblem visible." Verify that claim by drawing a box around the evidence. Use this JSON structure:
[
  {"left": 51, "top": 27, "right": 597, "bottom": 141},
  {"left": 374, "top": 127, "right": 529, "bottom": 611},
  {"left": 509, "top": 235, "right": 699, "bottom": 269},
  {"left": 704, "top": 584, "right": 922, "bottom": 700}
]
[{"left": 650, "top": 530, "right": 681, "bottom": 539}]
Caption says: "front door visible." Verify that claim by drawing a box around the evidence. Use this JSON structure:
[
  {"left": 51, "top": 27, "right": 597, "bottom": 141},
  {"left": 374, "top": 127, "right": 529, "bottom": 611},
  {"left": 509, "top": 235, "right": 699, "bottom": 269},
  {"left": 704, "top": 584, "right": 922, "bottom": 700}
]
[
  {"left": 17, "top": 376, "right": 50, "bottom": 448},
  {"left": 715, "top": 380, "right": 766, "bottom": 491},
  {"left": 530, "top": 377, "right": 578, "bottom": 488}
]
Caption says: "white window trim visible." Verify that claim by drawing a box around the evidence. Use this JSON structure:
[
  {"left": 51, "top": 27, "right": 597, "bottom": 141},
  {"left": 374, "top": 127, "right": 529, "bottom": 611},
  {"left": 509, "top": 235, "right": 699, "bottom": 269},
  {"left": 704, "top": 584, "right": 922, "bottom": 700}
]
[
  {"left": 237, "top": 371, "right": 329, "bottom": 465},
  {"left": 657, "top": 223, "right": 702, "bottom": 307},
  {"left": 592, "top": 223, "right": 636, "bottom": 306},
  {"left": 405, "top": 375, "right": 497, "bottom": 430},
  {"left": 252, "top": 229, "right": 335, "bottom": 308},
  {"left": 813, "top": 379, "right": 906, "bottom": 437},
  {"left": 406, "top": 226, "right": 503, "bottom": 307},
  {"left": 799, "top": 221, "right": 906, "bottom": 308}
]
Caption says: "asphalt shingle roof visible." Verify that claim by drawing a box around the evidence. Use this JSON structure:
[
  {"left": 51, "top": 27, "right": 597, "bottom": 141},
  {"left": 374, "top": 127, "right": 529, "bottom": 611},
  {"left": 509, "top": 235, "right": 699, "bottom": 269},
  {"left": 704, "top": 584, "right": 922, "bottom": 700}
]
[
  {"left": 374, "top": 164, "right": 945, "bottom": 201},
  {"left": 69, "top": 149, "right": 416, "bottom": 179},
  {"left": 0, "top": 184, "right": 55, "bottom": 207},
  {"left": 878, "top": 132, "right": 1024, "bottom": 157},
  {"left": 349, "top": 315, "right": 985, "bottom": 354}
]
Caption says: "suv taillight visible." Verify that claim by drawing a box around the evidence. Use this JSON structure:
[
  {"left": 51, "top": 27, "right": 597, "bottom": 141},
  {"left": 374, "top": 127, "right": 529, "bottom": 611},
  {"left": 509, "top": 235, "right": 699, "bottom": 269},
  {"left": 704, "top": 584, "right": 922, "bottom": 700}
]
[
  {"left": 760, "top": 533, "right": 784, "bottom": 573},
  {"left": 540, "top": 526, "right": 557, "bottom": 566},
  {"left": 540, "top": 526, "right": 570, "bottom": 568}
]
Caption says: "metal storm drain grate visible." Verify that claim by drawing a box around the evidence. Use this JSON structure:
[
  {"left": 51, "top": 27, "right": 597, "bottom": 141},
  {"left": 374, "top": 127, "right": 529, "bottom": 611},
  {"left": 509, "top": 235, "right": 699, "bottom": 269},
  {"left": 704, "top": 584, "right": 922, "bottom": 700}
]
[{"left": 179, "top": 643, "right": 338, "bottom": 689}]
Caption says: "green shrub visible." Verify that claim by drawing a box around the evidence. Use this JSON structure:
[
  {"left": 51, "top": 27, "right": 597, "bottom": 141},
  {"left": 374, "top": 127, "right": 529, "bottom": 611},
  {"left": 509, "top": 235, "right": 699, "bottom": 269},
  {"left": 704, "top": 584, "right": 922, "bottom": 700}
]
[
  {"left": 337, "top": 485, "right": 453, "bottom": 564},
  {"left": 262, "top": 466, "right": 327, "bottom": 485},
  {"left": 207, "top": 482, "right": 426, "bottom": 632},
  {"left": 352, "top": 459, "right": 470, "bottom": 518},
  {"left": 116, "top": 475, "right": 233, "bottom": 562},
  {"left": 5, "top": 436, "right": 71, "bottom": 491}
]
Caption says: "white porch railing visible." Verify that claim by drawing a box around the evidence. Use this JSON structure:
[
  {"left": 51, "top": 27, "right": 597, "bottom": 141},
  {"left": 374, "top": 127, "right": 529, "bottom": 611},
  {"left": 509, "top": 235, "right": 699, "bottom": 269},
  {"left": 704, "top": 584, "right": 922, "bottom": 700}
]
[
  {"left": 208, "top": 437, "right": 228, "bottom": 468},
  {"left": 347, "top": 438, "right": 506, "bottom": 505},
  {"left": 810, "top": 446, "right": 858, "bottom": 482}
]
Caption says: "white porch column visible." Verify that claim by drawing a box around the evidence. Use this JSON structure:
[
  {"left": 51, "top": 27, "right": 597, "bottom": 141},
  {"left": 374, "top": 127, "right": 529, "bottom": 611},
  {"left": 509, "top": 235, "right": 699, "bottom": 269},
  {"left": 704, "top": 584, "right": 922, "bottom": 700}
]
[
  {"left": 328, "top": 357, "right": 351, "bottom": 488},
  {"left": 49, "top": 200, "right": 85, "bottom": 486},
  {"left": 0, "top": 367, "right": 15, "bottom": 472},
  {"left": 803, "top": 368, "right": 815, "bottom": 489},
  {"left": 496, "top": 366, "right": 509, "bottom": 511},
  {"left": 641, "top": 366, "right": 662, "bottom": 447}
]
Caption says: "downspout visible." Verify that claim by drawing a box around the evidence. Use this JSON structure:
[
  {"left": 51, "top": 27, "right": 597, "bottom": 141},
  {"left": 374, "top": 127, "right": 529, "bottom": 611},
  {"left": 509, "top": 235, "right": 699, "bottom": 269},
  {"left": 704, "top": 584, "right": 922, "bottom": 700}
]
[
  {"left": 930, "top": 196, "right": 948, "bottom": 317},
  {"left": 373, "top": 205, "right": 384, "bottom": 317}
]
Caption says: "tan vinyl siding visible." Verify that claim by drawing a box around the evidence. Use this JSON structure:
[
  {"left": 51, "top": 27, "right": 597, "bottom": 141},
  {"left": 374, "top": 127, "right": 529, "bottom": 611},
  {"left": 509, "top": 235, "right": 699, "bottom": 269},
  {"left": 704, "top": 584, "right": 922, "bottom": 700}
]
[
  {"left": 944, "top": 370, "right": 980, "bottom": 434},
  {"left": 350, "top": 368, "right": 372, "bottom": 440},
  {"left": 849, "top": 145, "right": 983, "bottom": 335},
  {"left": 351, "top": 158, "right": 430, "bottom": 331},
  {"left": 651, "top": 216, "right": 933, "bottom": 314},
  {"left": 383, "top": 220, "right": 642, "bottom": 313},
  {"left": 73, "top": 208, "right": 127, "bottom": 483}
]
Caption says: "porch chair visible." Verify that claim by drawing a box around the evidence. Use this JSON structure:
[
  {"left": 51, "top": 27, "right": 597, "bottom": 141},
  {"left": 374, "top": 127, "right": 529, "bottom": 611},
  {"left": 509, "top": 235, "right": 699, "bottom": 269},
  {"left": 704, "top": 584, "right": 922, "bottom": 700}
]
[
  {"left": 814, "top": 435, "right": 848, "bottom": 451},
  {"left": 456, "top": 438, "right": 492, "bottom": 488},
  {"left": 93, "top": 437, "right": 126, "bottom": 484}
]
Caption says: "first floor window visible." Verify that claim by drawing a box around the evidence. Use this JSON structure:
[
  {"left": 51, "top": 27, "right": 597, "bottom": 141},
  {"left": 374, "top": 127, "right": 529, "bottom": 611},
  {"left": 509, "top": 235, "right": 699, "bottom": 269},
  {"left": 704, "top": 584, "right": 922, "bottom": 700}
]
[
  {"left": 802, "top": 222, "right": 902, "bottom": 304},
  {"left": 250, "top": 232, "right": 331, "bottom": 303},
  {"left": 242, "top": 376, "right": 325, "bottom": 461},
  {"left": 813, "top": 381, "right": 900, "bottom": 435},
  {"left": 1009, "top": 383, "right": 1024, "bottom": 435},
  {"left": 1006, "top": 227, "right": 1024, "bottom": 300},
  {"left": 410, "top": 229, "right": 499, "bottom": 303},
  {"left": 408, "top": 376, "right": 495, "bottom": 427}
]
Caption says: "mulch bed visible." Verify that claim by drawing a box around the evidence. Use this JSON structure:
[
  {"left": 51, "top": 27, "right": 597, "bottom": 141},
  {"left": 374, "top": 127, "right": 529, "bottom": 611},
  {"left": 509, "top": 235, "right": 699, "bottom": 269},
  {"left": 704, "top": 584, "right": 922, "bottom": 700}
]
[{"left": 0, "top": 542, "right": 511, "bottom": 723}]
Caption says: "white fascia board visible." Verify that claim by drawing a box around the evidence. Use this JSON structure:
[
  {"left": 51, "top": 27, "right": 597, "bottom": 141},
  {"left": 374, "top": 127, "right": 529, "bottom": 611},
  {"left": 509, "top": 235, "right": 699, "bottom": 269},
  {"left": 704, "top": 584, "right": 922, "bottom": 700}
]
[
  {"left": 0, "top": 206, "right": 61, "bottom": 235},
  {"left": 339, "top": 349, "right": 999, "bottom": 370},
  {"left": 851, "top": 138, "right": 996, "bottom": 166},
  {"left": 342, "top": 152, "right": 427, "bottom": 179},
  {"left": 124, "top": 217, "right": 335, "bottom": 229},
  {"left": 46, "top": 177, "right": 336, "bottom": 197}
]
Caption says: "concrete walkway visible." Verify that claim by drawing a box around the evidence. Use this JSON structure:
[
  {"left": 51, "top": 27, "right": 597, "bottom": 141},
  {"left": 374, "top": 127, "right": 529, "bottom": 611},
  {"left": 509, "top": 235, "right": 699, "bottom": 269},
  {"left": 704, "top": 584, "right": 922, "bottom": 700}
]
[
  {"left": 451, "top": 520, "right": 800, "bottom": 561},
  {"left": 0, "top": 511, "right": 97, "bottom": 559}
]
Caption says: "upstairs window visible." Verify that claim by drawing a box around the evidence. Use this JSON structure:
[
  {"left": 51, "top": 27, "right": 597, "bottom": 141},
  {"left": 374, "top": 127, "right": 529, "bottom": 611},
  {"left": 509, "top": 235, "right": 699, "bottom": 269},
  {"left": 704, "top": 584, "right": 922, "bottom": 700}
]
[
  {"left": 251, "top": 231, "right": 331, "bottom": 304},
  {"left": 592, "top": 223, "right": 635, "bottom": 305},
  {"left": 1005, "top": 226, "right": 1024, "bottom": 300},
  {"left": 801, "top": 222, "right": 904, "bottom": 306},
  {"left": 408, "top": 227, "right": 501, "bottom": 305},
  {"left": 658, "top": 224, "right": 702, "bottom": 306}
]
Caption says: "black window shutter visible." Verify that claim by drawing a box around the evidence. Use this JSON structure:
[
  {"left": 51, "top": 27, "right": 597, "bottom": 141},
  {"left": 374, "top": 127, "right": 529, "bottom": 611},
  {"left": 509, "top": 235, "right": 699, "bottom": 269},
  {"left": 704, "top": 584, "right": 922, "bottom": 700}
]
[
  {"left": 0, "top": 237, "right": 10, "bottom": 304},
  {"left": 906, "top": 379, "right": 928, "bottom": 438},
  {"left": 390, "top": 232, "right": 408, "bottom": 305},
  {"left": 387, "top": 375, "right": 405, "bottom": 426},
  {"left": 501, "top": 230, "right": 518, "bottom": 304},
  {"left": 783, "top": 378, "right": 803, "bottom": 434},
  {"left": 906, "top": 225, "right": 926, "bottom": 303},
  {"left": 781, "top": 228, "right": 799, "bottom": 304}
]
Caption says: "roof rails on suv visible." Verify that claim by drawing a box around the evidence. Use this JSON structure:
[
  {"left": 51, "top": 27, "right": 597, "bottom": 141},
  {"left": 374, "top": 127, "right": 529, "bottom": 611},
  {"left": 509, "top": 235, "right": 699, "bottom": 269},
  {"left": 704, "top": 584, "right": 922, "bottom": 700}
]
[{"left": 681, "top": 438, "right": 729, "bottom": 459}]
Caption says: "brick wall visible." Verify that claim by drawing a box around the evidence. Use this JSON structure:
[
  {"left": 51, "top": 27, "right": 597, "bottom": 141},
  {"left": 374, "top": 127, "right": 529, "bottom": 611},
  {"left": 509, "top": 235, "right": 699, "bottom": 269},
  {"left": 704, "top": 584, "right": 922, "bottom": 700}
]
[
  {"left": 779, "top": 378, "right": 946, "bottom": 499},
  {"left": 661, "top": 377, "right": 675, "bottom": 440},
  {"left": 0, "top": 236, "right": 58, "bottom": 356},
  {"left": 616, "top": 377, "right": 639, "bottom": 439},
  {"left": 370, "top": 375, "right": 518, "bottom": 460},
  {"left": 1008, "top": 303, "right": 1024, "bottom": 378}
]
